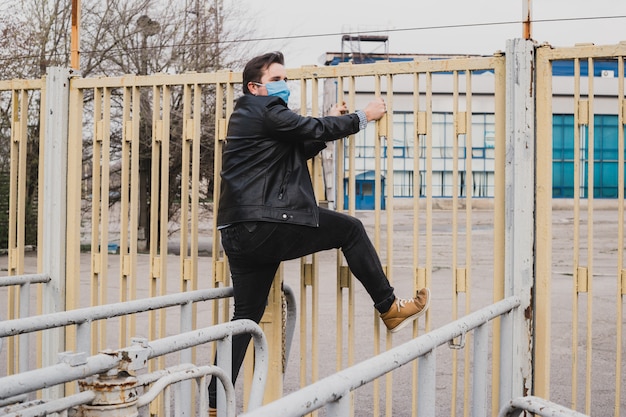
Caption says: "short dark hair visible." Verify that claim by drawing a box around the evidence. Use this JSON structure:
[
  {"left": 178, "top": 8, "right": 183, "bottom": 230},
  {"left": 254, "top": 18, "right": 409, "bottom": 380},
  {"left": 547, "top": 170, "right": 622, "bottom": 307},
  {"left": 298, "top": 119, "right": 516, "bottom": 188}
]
[{"left": 242, "top": 51, "right": 285, "bottom": 95}]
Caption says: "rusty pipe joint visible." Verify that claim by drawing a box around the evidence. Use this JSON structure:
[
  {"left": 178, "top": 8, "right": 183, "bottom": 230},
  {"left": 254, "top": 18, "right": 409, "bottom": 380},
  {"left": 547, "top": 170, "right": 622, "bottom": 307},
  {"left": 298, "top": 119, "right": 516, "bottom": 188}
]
[{"left": 78, "top": 370, "right": 139, "bottom": 417}]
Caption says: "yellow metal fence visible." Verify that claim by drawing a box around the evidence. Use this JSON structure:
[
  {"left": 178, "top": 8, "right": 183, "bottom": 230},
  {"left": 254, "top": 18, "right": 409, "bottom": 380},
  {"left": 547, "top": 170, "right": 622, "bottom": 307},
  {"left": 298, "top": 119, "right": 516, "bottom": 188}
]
[
  {"left": 535, "top": 43, "right": 626, "bottom": 417},
  {"left": 0, "top": 41, "right": 624, "bottom": 416}
]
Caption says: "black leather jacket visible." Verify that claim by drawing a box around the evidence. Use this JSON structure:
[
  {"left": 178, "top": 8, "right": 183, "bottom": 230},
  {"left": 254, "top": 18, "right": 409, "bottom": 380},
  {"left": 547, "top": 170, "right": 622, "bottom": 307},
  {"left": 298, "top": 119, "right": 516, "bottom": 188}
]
[{"left": 217, "top": 94, "right": 361, "bottom": 227}]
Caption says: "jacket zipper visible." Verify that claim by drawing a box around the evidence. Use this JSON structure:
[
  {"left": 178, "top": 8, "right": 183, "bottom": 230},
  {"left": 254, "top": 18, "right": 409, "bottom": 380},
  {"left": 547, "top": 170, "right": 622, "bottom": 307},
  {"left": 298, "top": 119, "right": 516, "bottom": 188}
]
[{"left": 278, "top": 171, "right": 291, "bottom": 200}]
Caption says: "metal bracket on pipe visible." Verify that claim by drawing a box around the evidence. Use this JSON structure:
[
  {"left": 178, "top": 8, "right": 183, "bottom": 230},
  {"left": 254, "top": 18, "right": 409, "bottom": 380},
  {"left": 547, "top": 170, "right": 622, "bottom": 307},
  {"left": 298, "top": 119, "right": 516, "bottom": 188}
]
[
  {"left": 448, "top": 332, "right": 466, "bottom": 350},
  {"left": 118, "top": 343, "right": 151, "bottom": 372}
]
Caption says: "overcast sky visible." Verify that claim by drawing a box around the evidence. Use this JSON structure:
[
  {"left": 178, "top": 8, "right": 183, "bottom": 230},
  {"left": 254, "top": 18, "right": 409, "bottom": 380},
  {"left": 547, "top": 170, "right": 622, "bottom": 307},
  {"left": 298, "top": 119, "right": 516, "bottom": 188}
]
[{"left": 228, "top": 0, "right": 626, "bottom": 68}]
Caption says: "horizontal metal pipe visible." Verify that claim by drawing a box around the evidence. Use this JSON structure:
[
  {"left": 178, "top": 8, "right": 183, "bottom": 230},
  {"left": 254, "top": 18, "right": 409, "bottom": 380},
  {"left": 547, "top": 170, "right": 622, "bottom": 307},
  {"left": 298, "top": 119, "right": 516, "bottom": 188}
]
[
  {"left": 0, "top": 353, "right": 120, "bottom": 399},
  {"left": 135, "top": 363, "right": 198, "bottom": 385},
  {"left": 0, "top": 274, "right": 50, "bottom": 287},
  {"left": 0, "top": 394, "right": 28, "bottom": 407},
  {"left": 240, "top": 296, "right": 521, "bottom": 417},
  {"left": 0, "top": 287, "right": 233, "bottom": 337},
  {"left": 146, "top": 320, "right": 265, "bottom": 360},
  {"left": 497, "top": 395, "right": 590, "bottom": 417},
  {"left": 1, "top": 391, "right": 96, "bottom": 417}
]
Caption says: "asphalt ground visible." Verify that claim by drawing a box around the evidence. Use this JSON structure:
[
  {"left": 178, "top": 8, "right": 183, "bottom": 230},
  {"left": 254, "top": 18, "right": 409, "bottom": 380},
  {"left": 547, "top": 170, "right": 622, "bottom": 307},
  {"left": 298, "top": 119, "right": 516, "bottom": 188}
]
[{"left": 1, "top": 203, "right": 624, "bottom": 416}]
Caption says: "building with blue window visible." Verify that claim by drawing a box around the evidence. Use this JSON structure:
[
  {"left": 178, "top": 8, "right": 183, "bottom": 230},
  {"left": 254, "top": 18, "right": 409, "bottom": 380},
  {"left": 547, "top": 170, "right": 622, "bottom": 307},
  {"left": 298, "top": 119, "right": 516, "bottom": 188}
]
[{"left": 321, "top": 41, "right": 624, "bottom": 209}]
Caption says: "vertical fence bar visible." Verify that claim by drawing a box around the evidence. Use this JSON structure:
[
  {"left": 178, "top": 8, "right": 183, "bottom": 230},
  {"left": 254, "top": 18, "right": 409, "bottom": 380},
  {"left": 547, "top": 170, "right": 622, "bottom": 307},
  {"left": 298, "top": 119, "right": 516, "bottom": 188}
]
[
  {"left": 384, "top": 73, "right": 394, "bottom": 417},
  {"left": 15, "top": 89, "right": 27, "bottom": 277},
  {"left": 572, "top": 57, "right": 582, "bottom": 411},
  {"left": 451, "top": 69, "right": 460, "bottom": 417},
  {"left": 210, "top": 76, "right": 231, "bottom": 408},
  {"left": 334, "top": 74, "right": 346, "bottom": 378},
  {"left": 309, "top": 77, "right": 320, "bottom": 405},
  {"left": 463, "top": 70, "right": 474, "bottom": 417},
  {"left": 149, "top": 84, "right": 163, "bottom": 355},
  {"left": 100, "top": 87, "right": 112, "bottom": 352},
  {"left": 347, "top": 75, "right": 357, "bottom": 216},
  {"left": 7, "top": 88, "right": 23, "bottom": 375},
  {"left": 616, "top": 55, "right": 625, "bottom": 417},
  {"left": 423, "top": 70, "right": 435, "bottom": 416},
  {"left": 412, "top": 70, "right": 423, "bottom": 417},
  {"left": 7, "top": 88, "right": 28, "bottom": 377},
  {"left": 491, "top": 51, "right": 508, "bottom": 415},
  {"left": 180, "top": 83, "right": 192, "bottom": 292},
  {"left": 188, "top": 87, "right": 201, "bottom": 394},
  {"left": 65, "top": 71, "right": 84, "bottom": 397},
  {"left": 425, "top": 70, "right": 434, "bottom": 338},
  {"left": 583, "top": 57, "right": 594, "bottom": 416},
  {"left": 221, "top": 81, "right": 235, "bottom": 337},
  {"left": 188, "top": 83, "right": 201, "bottom": 296},
  {"left": 372, "top": 73, "right": 383, "bottom": 417},
  {"left": 212, "top": 80, "right": 226, "bottom": 294},
  {"left": 90, "top": 86, "right": 107, "bottom": 353},
  {"left": 91, "top": 86, "right": 103, "bottom": 325},
  {"left": 345, "top": 74, "right": 358, "bottom": 416},
  {"left": 36, "top": 81, "right": 46, "bottom": 370},
  {"left": 347, "top": 73, "right": 357, "bottom": 379},
  {"left": 533, "top": 44, "right": 553, "bottom": 402},
  {"left": 119, "top": 84, "right": 140, "bottom": 347}
]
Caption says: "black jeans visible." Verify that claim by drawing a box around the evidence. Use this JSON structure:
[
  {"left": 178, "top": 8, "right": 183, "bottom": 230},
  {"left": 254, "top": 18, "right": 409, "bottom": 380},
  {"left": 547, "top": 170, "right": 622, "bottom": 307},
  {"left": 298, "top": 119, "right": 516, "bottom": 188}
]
[{"left": 208, "top": 207, "right": 396, "bottom": 407}]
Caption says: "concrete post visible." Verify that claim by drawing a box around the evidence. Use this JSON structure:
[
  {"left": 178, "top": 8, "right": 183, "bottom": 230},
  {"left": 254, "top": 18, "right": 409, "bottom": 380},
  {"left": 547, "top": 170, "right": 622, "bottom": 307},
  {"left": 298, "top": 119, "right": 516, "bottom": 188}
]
[
  {"left": 41, "top": 67, "right": 73, "bottom": 399},
  {"left": 501, "top": 38, "right": 535, "bottom": 406}
]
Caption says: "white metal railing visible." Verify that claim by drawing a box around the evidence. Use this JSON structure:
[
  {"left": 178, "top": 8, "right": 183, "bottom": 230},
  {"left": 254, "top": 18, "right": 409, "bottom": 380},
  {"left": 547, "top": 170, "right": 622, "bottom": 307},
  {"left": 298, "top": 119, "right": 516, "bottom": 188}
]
[
  {"left": 498, "top": 396, "right": 590, "bottom": 417},
  {"left": 0, "top": 286, "right": 232, "bottom": 374},
  {"left": 0, "top": 285, "right": 299, "bottom": 416},
  {"left": 240, "top": 296, "right": 521, "bottom": 417},
  {"left": 0, "top": 320, "right": 268, "bottom": 417},
  {"left": 0, "top": 273, "right": 51, "bottom": 287}
]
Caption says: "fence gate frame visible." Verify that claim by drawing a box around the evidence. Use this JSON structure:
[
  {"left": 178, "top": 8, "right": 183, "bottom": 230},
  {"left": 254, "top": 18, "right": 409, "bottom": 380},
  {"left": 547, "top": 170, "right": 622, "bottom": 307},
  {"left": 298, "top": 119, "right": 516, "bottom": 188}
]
[{"left": 535, "top": 41, "right": 626, "bottom": 416}]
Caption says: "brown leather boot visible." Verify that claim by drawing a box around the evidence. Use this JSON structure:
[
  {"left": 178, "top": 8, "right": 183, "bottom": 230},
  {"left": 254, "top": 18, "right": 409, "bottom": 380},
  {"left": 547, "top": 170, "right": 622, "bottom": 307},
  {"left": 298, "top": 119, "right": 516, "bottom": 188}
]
[{"left": 380, "top": 288, "right": 430, "bottom": 332}]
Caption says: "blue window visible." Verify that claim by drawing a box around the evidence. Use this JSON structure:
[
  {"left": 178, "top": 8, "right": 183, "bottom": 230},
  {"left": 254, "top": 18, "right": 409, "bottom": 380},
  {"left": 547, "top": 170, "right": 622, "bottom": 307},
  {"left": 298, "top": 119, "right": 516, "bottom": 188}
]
[{"left": 552, "top": 114, "right": 625, "bottom": 198}]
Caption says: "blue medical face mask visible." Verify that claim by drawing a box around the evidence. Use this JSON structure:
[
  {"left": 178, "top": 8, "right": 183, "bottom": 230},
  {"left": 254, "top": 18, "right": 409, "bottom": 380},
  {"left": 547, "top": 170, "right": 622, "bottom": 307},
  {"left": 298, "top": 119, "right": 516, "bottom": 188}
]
[{"left": 265, "top": 80, "right": 290, "bottom": 104}]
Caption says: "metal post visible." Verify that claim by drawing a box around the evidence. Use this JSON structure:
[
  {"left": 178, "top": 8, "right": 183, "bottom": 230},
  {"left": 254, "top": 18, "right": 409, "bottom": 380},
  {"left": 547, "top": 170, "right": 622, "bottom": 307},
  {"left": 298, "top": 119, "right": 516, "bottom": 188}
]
[
  {"left": 503, "top": 38, "right": 535, "bottom": 404},
  {"left": 472, "top": 323, "right": 489, "bottom": 416},
  {"left": 179, "top": 301, "right": 193, "bottom": 416},
  {"left": 216, "top": 333, "right": 232, "bottom": 417},
  {"left": 417, "top": 351, "right": 435, "bottom": 417},
  {"left": 523, "top": 0, "right": 532, "bottom": 40},
  {"left": 18, "top": 282, "right": 30, "bottom": 374},
  {"left": 78, "top": 371, "right": 139, "bottom": 417},
  {"left": 71, "top": 0, "right": 81, "bottom": 70},
  {"left": 42, "top": 67, "right": 72, "bottom": 399}
]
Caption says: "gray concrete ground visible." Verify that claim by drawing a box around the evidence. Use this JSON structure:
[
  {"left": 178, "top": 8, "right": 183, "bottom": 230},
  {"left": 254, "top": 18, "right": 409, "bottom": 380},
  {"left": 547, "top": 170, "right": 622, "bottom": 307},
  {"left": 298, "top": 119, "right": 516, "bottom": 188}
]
[{"left": 1, "top": 204, "right": 624, "bottom": 416}]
